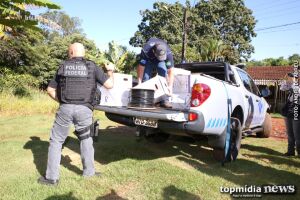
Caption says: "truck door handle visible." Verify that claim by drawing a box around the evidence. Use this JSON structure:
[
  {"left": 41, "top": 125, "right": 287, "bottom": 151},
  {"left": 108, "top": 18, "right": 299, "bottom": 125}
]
[
  {"left": 245, "top": 95, "right": 249, "bottom": 98},
  {"left": 256, "top": 99, "right": 259, "bottom": 102}
]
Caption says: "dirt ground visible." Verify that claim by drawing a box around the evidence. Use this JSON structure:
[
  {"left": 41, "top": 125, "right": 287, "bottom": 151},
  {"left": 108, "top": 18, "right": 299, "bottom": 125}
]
[{"left": 271, "top": 118, "right": 287, "bottom": 140}]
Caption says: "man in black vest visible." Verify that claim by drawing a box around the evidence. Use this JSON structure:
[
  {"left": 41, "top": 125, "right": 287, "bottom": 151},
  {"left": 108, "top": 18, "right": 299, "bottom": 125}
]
[{"left": 38, "top": 43, "right": 114, "bottom": 185}]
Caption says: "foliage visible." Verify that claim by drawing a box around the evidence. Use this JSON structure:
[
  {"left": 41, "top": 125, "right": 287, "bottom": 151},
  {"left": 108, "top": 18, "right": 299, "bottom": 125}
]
[
  {"left": 13, "top": 85, "right": 31, "bottom": 97},
  {"left": 0, "top": 10, "right": 137, "bottom": 89},
  {"left": 0, "top": 25, "right": 115, "bottom": 88},
  {"left": 0, "top": 68, "right": 39, "bottom": 97},
  {"left": 247, "top": 54, "right": 300, "bottom": 66},
  {"left": 0, "top": 27, "right": 55, "bottom": 86},
  {"left": 130, "top": 0, "right": 256, "bottom": 64},
  {"left": 0, "top": 89, "right": 58, "bottom": 115},
  {"left": 288, "top": 54, "right": 300, "bottom": 65},
  {"left": 123, "top": 51, "right": 139, "bottom": 74},
  {"left": 40, "top": 11, "right": 83, "bottom": 37},
  {"left": 198, "top": 38, "right": 232, "bottom": 62},
  {"left": 105, "top": 41, "right": 137, "bottom": 73},
  {"left": 0, "top": 0, "right": 60, "bottom": 39}
]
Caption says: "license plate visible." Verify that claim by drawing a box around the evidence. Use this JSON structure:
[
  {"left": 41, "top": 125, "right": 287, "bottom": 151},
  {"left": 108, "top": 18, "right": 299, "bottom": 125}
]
[{"left": 134, "top": 117, "right": 158, "bottom": 128}]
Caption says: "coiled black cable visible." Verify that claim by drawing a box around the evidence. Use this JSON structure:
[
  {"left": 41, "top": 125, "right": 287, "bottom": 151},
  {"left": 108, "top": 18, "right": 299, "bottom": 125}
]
[{"left": 128, "top": 88, "right": 155, "bottom": 109}]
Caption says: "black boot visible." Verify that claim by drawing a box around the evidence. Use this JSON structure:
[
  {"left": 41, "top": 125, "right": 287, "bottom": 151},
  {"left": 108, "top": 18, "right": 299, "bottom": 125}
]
[
  {"left": 38, "top": 176, "right": 59, "bottom": 186},
  {"left": 283, "top": 152, "right": 295, "bottom": 156}
]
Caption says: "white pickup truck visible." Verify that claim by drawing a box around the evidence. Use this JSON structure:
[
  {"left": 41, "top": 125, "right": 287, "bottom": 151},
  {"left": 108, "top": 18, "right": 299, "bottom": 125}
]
[{"left": 95, "top": 62, "right": 272, "bottom": 162}]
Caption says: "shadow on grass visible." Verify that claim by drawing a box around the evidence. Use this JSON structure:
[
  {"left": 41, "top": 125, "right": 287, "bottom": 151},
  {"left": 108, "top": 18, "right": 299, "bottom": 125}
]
[
  {"left": 44, "top": 192, "right": 78, "bottom": 200},
  {"left": 26, "top": 125, "right": 299, "bottom": 198},
  {"left": 241, "top": 144, "right": 283, "bottom": 156},
  {"left": 23, "top": 136, "right": 48, "bottom": 176},
  {"left": 23, "top": 136, "right": 82, "bottom": 176},
  {"left": 242, "top": 153, "right": 300, "bottom": 168},
  {"left": 62, "top": 125, "right": 300, "bottom": 188},
  {"left": 162, "top": 185, "right": 201, "bottom": 200},
  {"left": 96, "top": 189, "right": 128, "bottom": 200}
]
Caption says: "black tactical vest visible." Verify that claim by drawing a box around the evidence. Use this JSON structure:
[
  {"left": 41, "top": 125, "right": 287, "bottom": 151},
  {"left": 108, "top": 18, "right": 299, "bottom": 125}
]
[{"left": 57, "top": 58, "right": 96, "bottom": 104}]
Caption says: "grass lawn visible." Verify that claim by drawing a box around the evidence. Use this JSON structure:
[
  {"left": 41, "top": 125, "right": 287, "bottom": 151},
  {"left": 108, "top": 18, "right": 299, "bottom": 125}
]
[
  {"left": 0, "top": 113, "right": 299, "bottom": 200},
  {"left": 270, "top": 113, "right": 284, "bottom": 119}
]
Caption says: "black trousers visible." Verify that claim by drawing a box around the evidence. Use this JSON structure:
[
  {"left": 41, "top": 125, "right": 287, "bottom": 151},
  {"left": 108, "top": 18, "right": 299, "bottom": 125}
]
[{"left": 285, "top": 118, "right": 300, "bottom": 154}]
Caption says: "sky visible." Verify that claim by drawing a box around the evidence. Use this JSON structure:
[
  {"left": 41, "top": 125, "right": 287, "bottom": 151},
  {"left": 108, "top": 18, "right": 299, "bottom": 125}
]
[{"left": 32, "top": 0, "right": 300, "bottom": 60}]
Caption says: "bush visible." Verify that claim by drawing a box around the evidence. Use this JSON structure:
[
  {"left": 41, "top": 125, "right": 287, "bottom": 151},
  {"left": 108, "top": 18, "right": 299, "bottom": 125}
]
[
  {"left": 0, "top": 68, "right": 39, "bottom": 96},
  {"left": 0, "top": 89, "right": 58, "bottom": 116},
  {"left": 13, "top": 85, "right": 31, "bottom": 97}
]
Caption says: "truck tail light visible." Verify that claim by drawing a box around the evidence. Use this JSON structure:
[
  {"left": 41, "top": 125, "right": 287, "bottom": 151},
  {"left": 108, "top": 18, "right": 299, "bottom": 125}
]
[
  {"left": 188, "top": 112, "right": 198, "bottom": 121},
  {"left": 191, "top": 83, "right": 211, "bottom": 107}
]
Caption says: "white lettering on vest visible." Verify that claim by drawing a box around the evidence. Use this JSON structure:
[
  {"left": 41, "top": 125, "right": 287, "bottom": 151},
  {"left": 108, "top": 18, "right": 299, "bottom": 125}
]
[{"left": 64, "top": 64, "right": 88, "bottom": 76}]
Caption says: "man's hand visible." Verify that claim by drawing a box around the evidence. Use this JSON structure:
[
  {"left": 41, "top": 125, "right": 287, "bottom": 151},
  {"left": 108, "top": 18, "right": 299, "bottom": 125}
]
[
  {"left": 103, "top": 63, "right": 115, "bottom": 89},
  {"left": 104, "top": 63, "right": 115, "bottom": 72},
  {"left": 47, "top": 86, "right": 58, "bottom": 102}
]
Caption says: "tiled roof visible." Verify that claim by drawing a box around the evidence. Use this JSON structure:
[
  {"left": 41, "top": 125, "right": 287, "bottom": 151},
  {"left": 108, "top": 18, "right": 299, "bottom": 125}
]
[{"left": 246, "top": 66, "right": 293, "bottom": 80}]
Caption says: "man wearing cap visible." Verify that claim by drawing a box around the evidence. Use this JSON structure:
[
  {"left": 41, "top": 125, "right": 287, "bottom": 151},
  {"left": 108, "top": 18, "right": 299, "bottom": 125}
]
[{"left": 137, "top": 38, "right": 174, "bottom": 108}]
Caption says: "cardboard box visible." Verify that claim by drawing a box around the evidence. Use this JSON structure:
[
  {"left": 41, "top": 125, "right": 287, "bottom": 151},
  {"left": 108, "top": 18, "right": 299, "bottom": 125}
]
[
  {"left": 173, "top": 68, "right": 191, "bottom": 75},
  {"left": 99, "top": 73, "right": 132, "bottom": 107},
  {"left": 170, "top": 93, "right": 191, "bottom": 110},
  {"left": 173, "top": 74, "right": 191, "bottom": 94},
  {"left": 133, "top": 75, "right": 170, "bottom": 103}
]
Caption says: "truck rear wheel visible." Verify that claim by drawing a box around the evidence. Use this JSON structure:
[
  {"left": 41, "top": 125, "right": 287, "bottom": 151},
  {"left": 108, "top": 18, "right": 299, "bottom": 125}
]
[
  {"left": 212, "top": 117, "right": 242, "bottom": 162},
  {"left": 256, "top": 113, "right": 272, "bottom": 138}
]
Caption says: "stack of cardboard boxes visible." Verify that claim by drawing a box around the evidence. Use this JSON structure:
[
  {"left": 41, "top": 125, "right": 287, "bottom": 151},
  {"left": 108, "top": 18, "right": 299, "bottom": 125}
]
[{"left": 98, "top": 68, "right": 192, "bottom": 110}]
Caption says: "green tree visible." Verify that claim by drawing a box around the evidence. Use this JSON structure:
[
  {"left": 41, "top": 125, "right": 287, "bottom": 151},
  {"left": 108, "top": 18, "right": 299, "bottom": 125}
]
[
  {"left": 0, "top": 27, "right": 58, "bottom": 86},
  {"left": 288, "top": 53, "right": 300, "bottom": 65},
  {"left": 123, "top": 51, "right": 138, "bottom": 74},
  {"left": 247, "top": 56, "right": 293, "bottom": 67},
  {"left": 129, "top": 2, "right": 185, "bottom": 57},
  {"left": 130, "top": 0, "right": 256, "bottom": 64},
  {"left": 0, "top": 27, "right": 105, "bottom": 88},
  {"left": 0, "top": 0, "right": 60, "bottom": 39},
  {"left": 261, "top": 57, "right": 289, "bottom": 66},
  {"left": 198, "top": 38, "right": 232, "bottom": 61},
  {"left": 40, "top": 11, "right": 83, "bottom": 37},
  {"left": 105, "top": 41, "right": 136, "bottom": 73}
]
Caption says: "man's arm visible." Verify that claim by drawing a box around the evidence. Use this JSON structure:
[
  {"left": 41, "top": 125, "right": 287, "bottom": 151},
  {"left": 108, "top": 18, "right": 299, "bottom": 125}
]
[
  {"left": 167, "top": 67, "right": 174, "bottom": 95},
  {"left": 137, "top": 64, "right": 145, "bottom": 85},
  {"left": 102, "top": 63, "right": 115, "bottom": 89},
  {"left": 166, "top": 52, "right": 175, "bottom": 94},
  {"left": 47, "top": 86, "right": 58, "bottom": 102}
]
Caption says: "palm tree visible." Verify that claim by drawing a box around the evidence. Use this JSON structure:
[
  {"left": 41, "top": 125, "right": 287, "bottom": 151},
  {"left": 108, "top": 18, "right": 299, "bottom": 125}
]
[
  {"left": 199, "top": 38, "right": 230, "bottom": 62},
  {"left": 105, "top": 41, "right": 130, "bottom": 72}
]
